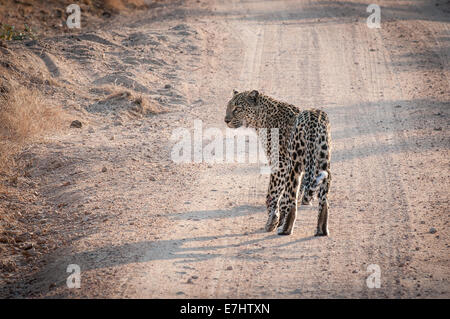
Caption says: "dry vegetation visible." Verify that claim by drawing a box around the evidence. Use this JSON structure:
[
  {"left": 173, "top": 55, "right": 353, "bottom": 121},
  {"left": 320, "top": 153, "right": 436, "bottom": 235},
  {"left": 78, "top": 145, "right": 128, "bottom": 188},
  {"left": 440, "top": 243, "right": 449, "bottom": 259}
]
[
  {"left": 102, "top": 0, "right": 149, "bottom": 11},
  {"left": 0, "top": 43, "right": 66, "bottom": 184},
  {"left": 0, "top": 82, "right": 62, "bottom": 177},
  {"left": 92, "top": 86, "right": 166, "bottom": 117}
]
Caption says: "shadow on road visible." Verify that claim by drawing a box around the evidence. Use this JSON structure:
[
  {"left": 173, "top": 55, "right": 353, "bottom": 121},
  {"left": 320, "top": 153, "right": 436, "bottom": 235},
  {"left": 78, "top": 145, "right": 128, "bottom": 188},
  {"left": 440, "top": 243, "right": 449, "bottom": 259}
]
[
  {"left": 167, "top": 204, "right": 264, "bottom": 220},
  {"left": 131, "top": 0, "right": 450, "bottom": 26},
  {"left": 9, "top": 225, "right": 320, "bottom": 296}
]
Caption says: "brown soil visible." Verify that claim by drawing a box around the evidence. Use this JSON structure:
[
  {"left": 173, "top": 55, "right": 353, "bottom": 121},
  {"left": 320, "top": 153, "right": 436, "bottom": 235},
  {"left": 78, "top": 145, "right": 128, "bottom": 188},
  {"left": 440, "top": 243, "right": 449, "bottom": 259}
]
[{"left": 0, "top": 0, "right": 449, "bottom": 298}]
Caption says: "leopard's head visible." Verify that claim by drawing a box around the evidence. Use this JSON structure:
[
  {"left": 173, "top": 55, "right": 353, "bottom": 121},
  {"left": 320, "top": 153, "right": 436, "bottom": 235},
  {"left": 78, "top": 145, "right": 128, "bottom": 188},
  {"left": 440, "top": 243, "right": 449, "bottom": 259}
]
[{"left": 224, "top": 90, "right": 260, "bottom": 128}]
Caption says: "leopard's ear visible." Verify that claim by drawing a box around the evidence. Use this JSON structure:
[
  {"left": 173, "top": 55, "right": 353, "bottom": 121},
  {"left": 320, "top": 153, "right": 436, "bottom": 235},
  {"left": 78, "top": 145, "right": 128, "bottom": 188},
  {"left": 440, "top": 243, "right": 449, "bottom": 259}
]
[
  {"left": 247, "top": 90, "right": 259, "bottom": 104},
  {"left": 233, "top": 89, "right": 239, "bottom": 95}
]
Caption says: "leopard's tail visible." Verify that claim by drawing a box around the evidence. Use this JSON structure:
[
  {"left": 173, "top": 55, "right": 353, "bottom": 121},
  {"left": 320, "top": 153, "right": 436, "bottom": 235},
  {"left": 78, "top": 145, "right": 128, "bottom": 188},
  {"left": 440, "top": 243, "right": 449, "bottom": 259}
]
[
  {"left": 301, "top": 170, "right": 328, "bottom": 205},
  {"left": 309, "top": 170, "right": 328, "bottom": 192}
]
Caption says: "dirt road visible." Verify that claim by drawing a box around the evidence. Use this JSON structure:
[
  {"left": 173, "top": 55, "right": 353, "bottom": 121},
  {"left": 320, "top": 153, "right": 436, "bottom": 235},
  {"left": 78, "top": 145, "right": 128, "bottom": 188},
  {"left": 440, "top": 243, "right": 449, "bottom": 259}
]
[{"left": 2, "top": 0, "right": 449, "bottom": 298}]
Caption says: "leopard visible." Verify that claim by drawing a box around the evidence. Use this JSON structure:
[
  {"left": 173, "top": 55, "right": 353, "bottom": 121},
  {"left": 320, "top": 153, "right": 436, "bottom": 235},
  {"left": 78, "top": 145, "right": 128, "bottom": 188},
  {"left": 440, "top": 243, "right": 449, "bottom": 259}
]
[{"left": 224, "top": 89, "right": 331, "bottom": 236}]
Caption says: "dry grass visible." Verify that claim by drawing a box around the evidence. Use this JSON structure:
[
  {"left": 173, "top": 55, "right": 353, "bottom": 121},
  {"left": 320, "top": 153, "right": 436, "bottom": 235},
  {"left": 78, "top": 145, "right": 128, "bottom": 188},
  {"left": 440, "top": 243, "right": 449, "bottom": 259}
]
[
  {"left": 103, "top": 0, "right": 149, "bottom": 12},
  {"left": 0, "top": 82, "right": 62, "bottom": 177},
  {"left": 92, "top": 84, "right": 166, "bottom": 116},
  {"left": 130, "top": 94, "right": 163, "bottom": 116}
]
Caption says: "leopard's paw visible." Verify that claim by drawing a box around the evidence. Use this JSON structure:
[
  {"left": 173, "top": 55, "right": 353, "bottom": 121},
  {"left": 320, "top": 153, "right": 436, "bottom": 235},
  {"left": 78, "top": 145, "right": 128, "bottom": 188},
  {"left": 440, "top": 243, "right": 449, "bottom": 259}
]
[
  {"left": 314, "top": 228, "right": 329, "bottom": 237},
  {"left": 277, "top": 221, "right": 293, "bottom": 235},
  {"left": 264, "top": 213, "right": 279, "bottom": 232},
  {"left": 277, "top": 226, "right": 293, "bottom": 236}
]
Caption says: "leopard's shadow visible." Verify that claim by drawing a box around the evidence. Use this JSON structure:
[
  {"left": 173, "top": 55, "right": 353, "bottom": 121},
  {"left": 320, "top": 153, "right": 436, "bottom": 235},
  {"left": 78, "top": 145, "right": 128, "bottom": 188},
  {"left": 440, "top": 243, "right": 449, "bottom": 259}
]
[
  {"left": 14, "top": 205, "right": 319, "bottom": 296},
  {"left": 169, "top": 202, "right": 317, "bottom": 221},
  {"left": 167, "top": 204, "right": 265, "bottom": 220}
]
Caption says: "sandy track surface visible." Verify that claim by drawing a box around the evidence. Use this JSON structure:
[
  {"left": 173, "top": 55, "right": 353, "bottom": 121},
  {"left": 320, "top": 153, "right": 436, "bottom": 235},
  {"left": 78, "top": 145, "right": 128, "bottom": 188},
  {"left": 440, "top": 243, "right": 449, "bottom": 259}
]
[{"left": 1, "top": 0, "right": 449, "bottom": 298}]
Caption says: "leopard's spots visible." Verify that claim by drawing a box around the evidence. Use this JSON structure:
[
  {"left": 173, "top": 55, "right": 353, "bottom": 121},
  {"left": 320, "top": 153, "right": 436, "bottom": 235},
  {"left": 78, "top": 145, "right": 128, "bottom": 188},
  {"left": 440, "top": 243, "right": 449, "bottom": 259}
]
[{"left": 225, "top": 90, "right": 331, "bottom": 236}]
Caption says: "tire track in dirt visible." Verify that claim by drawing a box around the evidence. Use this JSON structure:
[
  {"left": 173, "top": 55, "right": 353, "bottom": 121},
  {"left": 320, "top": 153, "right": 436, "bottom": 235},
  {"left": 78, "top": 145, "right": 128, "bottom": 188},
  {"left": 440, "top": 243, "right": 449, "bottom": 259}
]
[
  {"left": 118, "top": 0, "right": 449, "bottom": 298},
  {"left": 4, "top": 0, "right": 448, "bottom": 298}
]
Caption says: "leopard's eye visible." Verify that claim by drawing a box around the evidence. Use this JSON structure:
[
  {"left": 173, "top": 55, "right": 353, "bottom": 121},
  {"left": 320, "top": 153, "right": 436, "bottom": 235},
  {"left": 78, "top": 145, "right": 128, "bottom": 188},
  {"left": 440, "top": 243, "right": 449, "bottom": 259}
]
[{"left": 233, "top": 107, "right": 241, "bottom": 115}]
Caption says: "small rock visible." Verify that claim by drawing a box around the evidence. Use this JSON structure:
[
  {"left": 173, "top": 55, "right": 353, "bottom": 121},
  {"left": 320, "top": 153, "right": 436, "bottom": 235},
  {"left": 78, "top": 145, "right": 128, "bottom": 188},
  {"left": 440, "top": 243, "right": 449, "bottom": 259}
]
[
  {"left": 0, "top": 260, "right": 17, "bottom": 272},
  {"left": 102, "top": 166, "right": 107, "bottom": 173},
  {"left": 176, "top": 291, "right": 185, "bottom": 295},
  {"left": 88, "top": 127, "right": 95, "bottom": 133},
  {"left": 226, "top": 266, "right": 233, "bottom": 271},
  {"left": 429, "top": 227, "right": 437, "bottom": 234},
  {"left": 70, "top": 120, "right": 82, "bottom": 128},
  {"left": 14, "top": 233, "right": 28, "bottom": 243},
  {"left": 164, "top": 84, "right": 172, "bottom": 89},
  {"left": 22, "top": 247, "right": 36, "bottom": 257},
  {"left": 21, "top": 242, "right": 33, "bottom": 250},
  {"left": 191, "top": 275, "right": 198, "bottom": 279},
  {"left": 187, "top": 278, "right": 194, "bottom": 284},
  {"left": 149, "top": 176, "right": 156, "bottom": 181}
]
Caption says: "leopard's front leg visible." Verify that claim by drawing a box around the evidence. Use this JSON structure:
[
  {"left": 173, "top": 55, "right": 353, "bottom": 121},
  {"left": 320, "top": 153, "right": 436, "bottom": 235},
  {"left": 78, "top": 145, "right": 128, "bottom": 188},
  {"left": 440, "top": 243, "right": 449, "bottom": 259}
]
[{"left": 264, "top": 160, "right": 288, "bottom": 232}]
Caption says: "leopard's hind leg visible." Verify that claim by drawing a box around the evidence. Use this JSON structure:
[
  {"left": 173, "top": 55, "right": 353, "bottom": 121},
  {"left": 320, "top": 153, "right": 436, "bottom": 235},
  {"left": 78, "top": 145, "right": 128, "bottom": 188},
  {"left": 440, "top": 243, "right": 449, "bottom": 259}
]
[
  {"left": 314, "top": 120, "right": 331, "bottom": 236},
  {"left": 314, "top": 170, "right": 331, "bottom": 236},
  {"left": 277, "top": 126, "right": 308, "bottom": 235},
  {"left": 264, "top": 158, "right": 289, "bottom": 232},
  {"left": 277, "top": 168, "right": 305, "bottom": 236}
]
